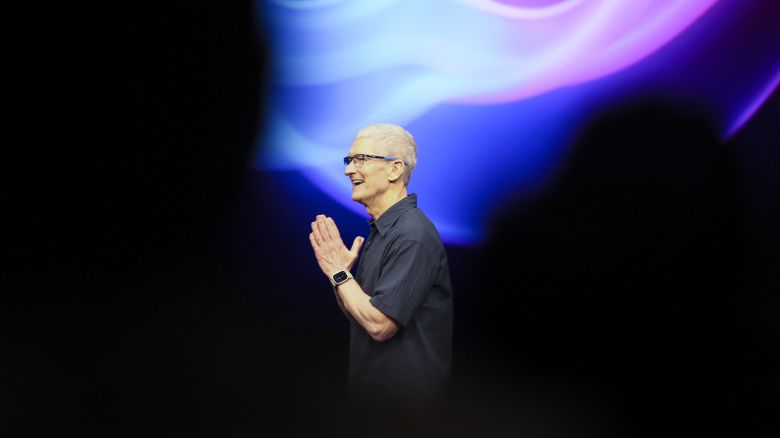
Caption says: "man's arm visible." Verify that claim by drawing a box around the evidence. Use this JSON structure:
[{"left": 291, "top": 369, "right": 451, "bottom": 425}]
[
  {"left": 332, "top": 286, "right": 348, "bottom": 317},
  {"left": 334, "top": 278, "right": 399, "bottom": 342},
  {"left": 309, "top": 215, "right": 398, "bottom": 341}
]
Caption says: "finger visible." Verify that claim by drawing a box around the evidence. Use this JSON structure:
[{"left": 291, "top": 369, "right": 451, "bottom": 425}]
[
  {"left": 311, "top": 223, "right": 324, "bottom": 246},
  {"left": 309, "top": 233, "right": 324, "bottom": 260},
  {"left": 316, "top": 215, "right": 333, "bottom": 241},
  {"left": 349, "top": 236, "right": 364, "bottom": 256},
  {"left": 325, "top": 217, "right": 342, "bottom": 240}
]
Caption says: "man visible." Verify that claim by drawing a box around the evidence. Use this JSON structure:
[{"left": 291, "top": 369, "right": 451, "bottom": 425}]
[{"left": 308, "top": 124, "right": 453, "bottom": 400}]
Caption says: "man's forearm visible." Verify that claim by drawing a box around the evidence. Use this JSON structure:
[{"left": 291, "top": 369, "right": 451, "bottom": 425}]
[
  {"left": 333, "top": 286, "right": 349, "bottom": 317},
  {"left": 335, "top": 279, "right": 398, "bottom": 342}
]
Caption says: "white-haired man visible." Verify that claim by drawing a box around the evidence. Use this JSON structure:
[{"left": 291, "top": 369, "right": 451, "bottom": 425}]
[{"left": 309, "top": 124, "right": 453, "bottom": 399}]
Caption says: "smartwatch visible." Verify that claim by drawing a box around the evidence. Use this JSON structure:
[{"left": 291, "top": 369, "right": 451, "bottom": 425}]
[{"left": 330, "top": 270, "right": 353, "bottom": 287}]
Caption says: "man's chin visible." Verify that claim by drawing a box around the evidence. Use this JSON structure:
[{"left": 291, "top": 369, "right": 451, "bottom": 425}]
[{"left": 351, "top": 192, "right": 368, "bottom": 206}]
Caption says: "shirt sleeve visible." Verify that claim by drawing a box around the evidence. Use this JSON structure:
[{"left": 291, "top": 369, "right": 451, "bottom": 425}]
[{"left": 368, "top": 239, "right": 437, "bottom": 328}]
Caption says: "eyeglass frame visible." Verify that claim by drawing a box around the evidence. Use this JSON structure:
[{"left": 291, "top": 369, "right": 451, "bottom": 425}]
[{"left": 343, "top": 153, "right": 407, "bottom": 167}]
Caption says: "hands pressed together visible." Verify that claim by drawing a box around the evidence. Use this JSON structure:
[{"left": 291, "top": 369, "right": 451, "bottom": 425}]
[{"left": 309, "top": 214, "right": 364, "bottom": 278}]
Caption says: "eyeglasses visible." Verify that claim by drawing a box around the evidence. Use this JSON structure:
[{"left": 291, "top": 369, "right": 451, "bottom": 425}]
[{"left": 343, "top": 154, "right": 406, "bottom": 167}]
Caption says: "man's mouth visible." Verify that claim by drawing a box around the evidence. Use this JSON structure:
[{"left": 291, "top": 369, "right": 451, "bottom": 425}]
[{"left": 351, "top": 179, "right": 364, "bottom": 186}]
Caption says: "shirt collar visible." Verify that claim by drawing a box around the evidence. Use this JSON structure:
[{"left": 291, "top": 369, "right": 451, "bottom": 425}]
[{"left": 369, "top": 194, "right": 417, "bottom": 237}]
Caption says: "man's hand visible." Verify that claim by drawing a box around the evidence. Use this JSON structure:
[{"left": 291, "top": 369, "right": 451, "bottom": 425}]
[{"left": 309, "top": 214, "right": 364, "bottom": 277}]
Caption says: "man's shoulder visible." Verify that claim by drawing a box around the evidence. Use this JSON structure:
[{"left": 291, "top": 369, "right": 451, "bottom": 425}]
[{"left": 393, "top": 207, "right": 444, "bottom": 247}]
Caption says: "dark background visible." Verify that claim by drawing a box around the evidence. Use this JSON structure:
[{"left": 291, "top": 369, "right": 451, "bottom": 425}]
[{"left": 6, "top": 2, "right": 778, "bottom": 436}]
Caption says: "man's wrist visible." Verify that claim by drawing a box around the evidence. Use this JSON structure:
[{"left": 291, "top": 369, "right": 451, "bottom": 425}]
[{"left": 329, "top": 269, "right": 353, "bottom": 287}]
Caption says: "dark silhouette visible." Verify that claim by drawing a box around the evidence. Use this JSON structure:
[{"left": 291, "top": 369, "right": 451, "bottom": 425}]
[{"left": 477, "top": 101, "right": 770, "bottom": 436}]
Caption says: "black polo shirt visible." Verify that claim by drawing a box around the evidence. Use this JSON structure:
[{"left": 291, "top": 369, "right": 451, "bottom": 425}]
[{"left": 348, "top": 194, "right": 453, "bottom": 399}]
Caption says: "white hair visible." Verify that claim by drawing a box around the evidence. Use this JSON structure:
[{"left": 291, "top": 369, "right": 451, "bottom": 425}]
[{"left": 355, "top": 123, "right": 417, "bottom": 185}]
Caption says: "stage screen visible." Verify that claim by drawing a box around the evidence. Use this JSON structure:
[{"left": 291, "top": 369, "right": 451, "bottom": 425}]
[{"left": 254, "top": 0, "right": 780, "bottom": 244}]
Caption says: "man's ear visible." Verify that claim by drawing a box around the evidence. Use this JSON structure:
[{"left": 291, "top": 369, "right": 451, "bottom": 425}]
[{"left": 388, "top": 160, "right": 405, "bottom": 182}]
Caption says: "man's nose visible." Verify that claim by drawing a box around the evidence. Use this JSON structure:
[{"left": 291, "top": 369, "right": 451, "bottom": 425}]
[{"left": 344, "top": 160, "right": 357, "bottom": 175}]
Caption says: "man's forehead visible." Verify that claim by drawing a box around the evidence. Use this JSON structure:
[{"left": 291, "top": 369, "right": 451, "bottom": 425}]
[{"left": 348, "top": 136, "right": 382, "bottom": 154}]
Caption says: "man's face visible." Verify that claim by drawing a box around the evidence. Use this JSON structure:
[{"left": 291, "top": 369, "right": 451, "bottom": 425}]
[{"left": 344, "top": 136, "right": 392, "bottom": 207}]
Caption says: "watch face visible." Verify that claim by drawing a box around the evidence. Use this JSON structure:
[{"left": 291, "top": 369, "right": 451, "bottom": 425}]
[{"left": 333, "top": 271, "right": 348, "bottom": 283}]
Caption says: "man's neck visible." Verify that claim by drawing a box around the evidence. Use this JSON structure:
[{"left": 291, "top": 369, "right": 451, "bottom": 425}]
[{"left": 367, "top": 187, "right": 408, "bottom": 220}]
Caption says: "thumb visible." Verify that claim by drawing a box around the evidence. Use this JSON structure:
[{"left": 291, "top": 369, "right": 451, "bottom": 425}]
[{"left": 350, "top": 236, "right": 365, "bottom": 256}]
